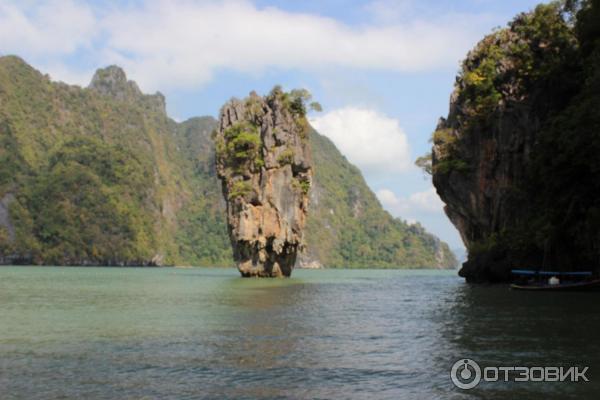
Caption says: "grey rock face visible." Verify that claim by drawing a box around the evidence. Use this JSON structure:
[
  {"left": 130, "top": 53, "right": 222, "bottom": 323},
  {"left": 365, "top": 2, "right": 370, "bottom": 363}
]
[
  {"left": 215, "top": 89, "right": 312, "bottom": 277},
  {"left": 0, "top": 193, "right": 15, "bottom": 242},
  {"left": 89, "top": 65, "right": 141, "bottom": 99},
  {"left": 431, "top": 15, "right": 575, "bottom": 282},
  {"left": 432, "top": 58, "right": 546, "bottom": 281},
  {"left": 89, "top": 65, "right": 166, "bottom": 114}
]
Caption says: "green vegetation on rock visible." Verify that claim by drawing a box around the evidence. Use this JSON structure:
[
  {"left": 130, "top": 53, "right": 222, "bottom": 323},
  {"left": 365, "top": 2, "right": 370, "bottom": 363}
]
[
  {"left": 527, "top": 0, "right": 600, "bottom": 272},
  {"left": 277, "top": 147, "right": 295, "bottom": 165},
  {"left": 17, "top": 136, "right": 156, "bottom": 264},
  {"left": 0, "top": 56, "right": 456, "bottom": 269},
  {"left": 292, "top": 177, "right": 311, "bottom": 195},
  {"left": 304, "top": 130, "right": 456, "bottom": 269},
  {"left": 217, "top": 121, "right": 263, "bottom": 173},
  {"left": 421, "top": 0, "right": 600, "bottom": 281},
  {"left": 0, "top": 56, "right": 210, "bottom": 266},
  {"left": 228, "top": 180, "right": 254, "bottom": 200}
]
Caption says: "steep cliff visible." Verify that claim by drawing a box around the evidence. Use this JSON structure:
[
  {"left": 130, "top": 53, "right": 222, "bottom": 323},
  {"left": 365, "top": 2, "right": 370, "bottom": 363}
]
[
  {"left": 425, "top": 1, "right": 600, "bottom": 281},
  {"left": 215, "top": 89, "right": 312, "bottom": 277}
]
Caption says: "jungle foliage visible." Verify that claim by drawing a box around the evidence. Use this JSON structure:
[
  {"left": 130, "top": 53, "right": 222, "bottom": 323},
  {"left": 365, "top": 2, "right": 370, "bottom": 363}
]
[{"left": 0, "top": 57, "right": 456, "bottom": 268}]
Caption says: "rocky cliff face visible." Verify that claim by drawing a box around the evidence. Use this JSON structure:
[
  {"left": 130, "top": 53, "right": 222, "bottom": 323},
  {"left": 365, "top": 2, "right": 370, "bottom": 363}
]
[
  {"left": 89, "top": 65, "right": 167, "bottom": 114},
  {"left": 429, "top": 1, "right": 599, "bottom": 282},
  {"left": 215, "top": 89, "right": 312, "bottom": 277}
]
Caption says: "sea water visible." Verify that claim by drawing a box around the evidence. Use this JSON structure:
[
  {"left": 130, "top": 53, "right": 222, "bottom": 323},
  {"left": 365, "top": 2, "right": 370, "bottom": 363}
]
[{"left": 0, "top": 267, "right": 598, "bottom": 399}]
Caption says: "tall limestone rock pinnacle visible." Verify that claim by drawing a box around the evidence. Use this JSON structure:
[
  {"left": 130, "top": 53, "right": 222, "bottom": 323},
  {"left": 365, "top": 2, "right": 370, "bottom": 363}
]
[{"left": 215, "top": 87, "right": 313, "bottom": 277}]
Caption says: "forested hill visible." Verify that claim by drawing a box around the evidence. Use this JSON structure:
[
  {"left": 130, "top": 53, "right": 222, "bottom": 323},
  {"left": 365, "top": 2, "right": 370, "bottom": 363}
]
[{"left": 0, "top": 56, "right": 456, "bottom": 269}]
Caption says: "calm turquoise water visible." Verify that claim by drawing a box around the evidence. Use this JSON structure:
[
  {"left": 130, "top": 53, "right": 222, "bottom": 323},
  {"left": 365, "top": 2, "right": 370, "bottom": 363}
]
[{"left": 0, "top": 267, "right": 599, "bottom": 399}]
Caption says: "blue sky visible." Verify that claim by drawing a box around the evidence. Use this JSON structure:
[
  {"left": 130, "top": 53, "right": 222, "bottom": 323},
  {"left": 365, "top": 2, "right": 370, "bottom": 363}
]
[{"left": 0, "top": 0, "right": 548, "bottom": 251}]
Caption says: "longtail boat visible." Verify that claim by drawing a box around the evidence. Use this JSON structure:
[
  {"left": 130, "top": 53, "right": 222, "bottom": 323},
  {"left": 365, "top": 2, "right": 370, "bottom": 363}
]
[{"left": 510, "top": 270, "right": 600, "bottom": 291}]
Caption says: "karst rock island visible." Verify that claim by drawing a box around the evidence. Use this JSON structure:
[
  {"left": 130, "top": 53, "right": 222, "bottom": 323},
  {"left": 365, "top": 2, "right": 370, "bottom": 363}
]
[{"left": 215, "top": 88, "right": 315, "bottom": 277}]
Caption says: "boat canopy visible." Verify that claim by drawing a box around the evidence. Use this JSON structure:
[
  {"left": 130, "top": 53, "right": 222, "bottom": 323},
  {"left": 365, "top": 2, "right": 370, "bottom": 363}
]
[{"left": 511, "top": 269, "right": 592, "bottom": 276}]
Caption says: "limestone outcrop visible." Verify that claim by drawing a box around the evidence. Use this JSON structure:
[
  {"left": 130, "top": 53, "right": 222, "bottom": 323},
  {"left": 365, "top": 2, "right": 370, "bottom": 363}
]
[
  {"left": 89, "top": 65, "right": 166, "bottom": 114},
  {"left": 426, "top": 2, "right": 600, "bottom": 282},
  {"left": 215, "top": 88, "right": 313, "bottom": 277}
]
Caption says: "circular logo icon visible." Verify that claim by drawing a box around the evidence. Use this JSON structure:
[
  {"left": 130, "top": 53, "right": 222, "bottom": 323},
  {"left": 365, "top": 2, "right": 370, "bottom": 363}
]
[{"left": 451, "top": 359, "right": 481, "bottom": 390}]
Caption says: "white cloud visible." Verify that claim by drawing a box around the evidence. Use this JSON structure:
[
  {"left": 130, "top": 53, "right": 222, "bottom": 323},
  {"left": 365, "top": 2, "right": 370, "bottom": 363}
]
[
  {"left": 0, "top": 0, "right": 490, "bottom": 91},
  {"left": 0, "top": 0, "right": 97, "bottom": 56},
  {"left": 408, "top": 188, "right": 445, "bottom": 213},
  {"left": 310, "top": 107, "right": 411, "bottom": 174},
  {"left": 42, "top": 62, "right": 94, "bottom": 86},
  {"left": 376, "top": 187, "right": 444, "bottom": 216},
  {"left": 365, "top": 0, "right": 416, "bottom": 23}
]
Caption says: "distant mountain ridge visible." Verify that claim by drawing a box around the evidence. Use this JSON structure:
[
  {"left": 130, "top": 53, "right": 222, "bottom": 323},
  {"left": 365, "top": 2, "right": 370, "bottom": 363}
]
[{"left": 0, "top": 56, "right": 457, "bottom": 269}]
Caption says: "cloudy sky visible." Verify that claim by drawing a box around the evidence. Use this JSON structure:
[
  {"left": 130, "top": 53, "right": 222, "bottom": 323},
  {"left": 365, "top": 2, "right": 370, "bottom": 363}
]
[{"left": 0, "top": 0, "right": 547, "bottom": 251}]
